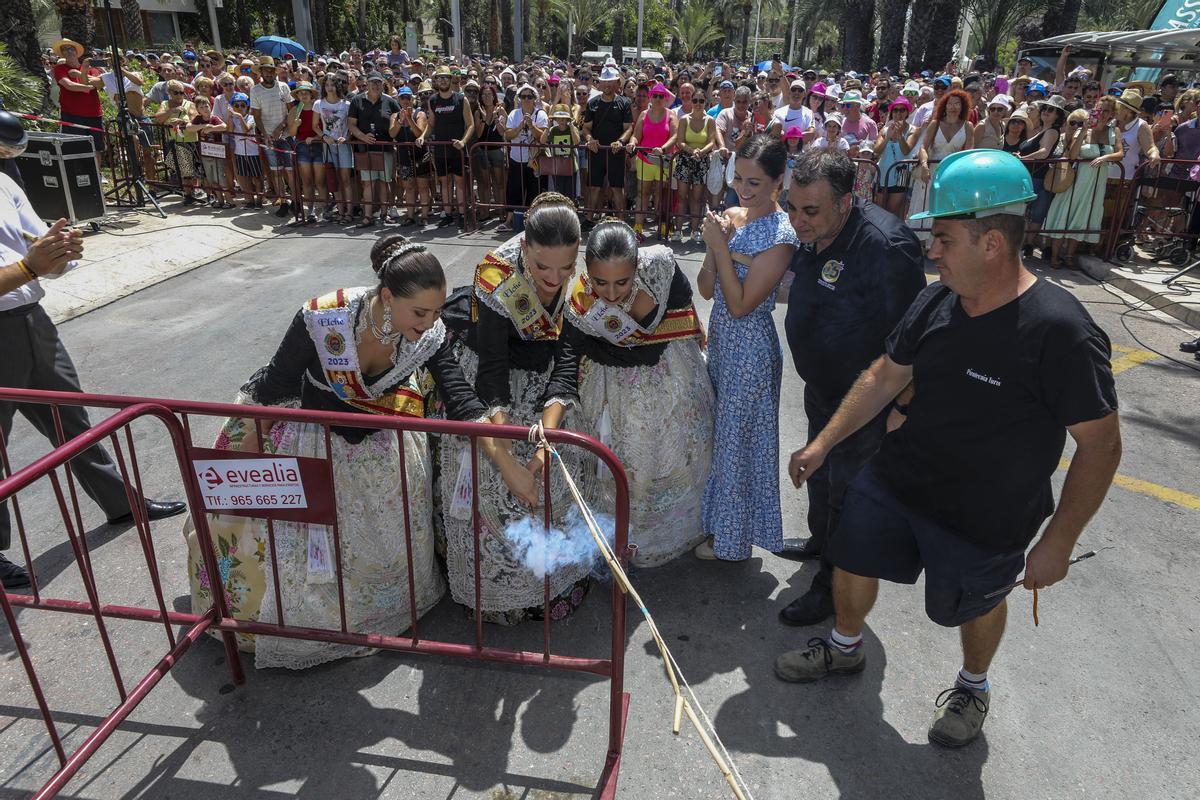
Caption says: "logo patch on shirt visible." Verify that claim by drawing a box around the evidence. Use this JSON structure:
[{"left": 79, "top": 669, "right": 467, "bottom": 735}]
[
  {"left": 966, "top": 368, "right": 1002, "bottom": 387},
  {"left": 818, "top": 259, "right": 844, "bottom": 290}
]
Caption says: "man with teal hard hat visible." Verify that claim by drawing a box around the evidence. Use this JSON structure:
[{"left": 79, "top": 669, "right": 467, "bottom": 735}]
[{"left": 774, "top": 150, "right": 1122, "bottom": 749}]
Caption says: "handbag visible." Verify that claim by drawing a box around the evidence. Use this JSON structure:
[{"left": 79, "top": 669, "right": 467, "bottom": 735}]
[
  {"left": 705, "top": 153, "right": 726, "bottom": 195},
  {"left": 1044, "top": 159, "right": 1075, "bottom": 193}
]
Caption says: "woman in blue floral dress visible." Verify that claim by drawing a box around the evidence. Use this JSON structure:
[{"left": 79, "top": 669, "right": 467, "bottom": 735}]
[{"left": 697, "top": 135, "right": 799, "bottom": 561}]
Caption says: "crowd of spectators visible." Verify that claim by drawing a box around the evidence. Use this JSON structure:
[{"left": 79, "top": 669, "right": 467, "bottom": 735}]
[{"left": 36, "top": 37, "right": 1200, "bottom": 257}]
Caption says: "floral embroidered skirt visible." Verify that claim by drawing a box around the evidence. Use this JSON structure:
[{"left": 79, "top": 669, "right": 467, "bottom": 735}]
[
  {"left": 185, "top": 401, "right": 444, "bottom": 669},
  {"left": 577, "top": 341, "right": 713, "bottom": 568}
]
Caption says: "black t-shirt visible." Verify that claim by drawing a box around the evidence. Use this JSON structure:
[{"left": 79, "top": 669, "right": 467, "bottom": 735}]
[
  {"left": 349, "top": 93, "right": 401, "bottom": 142},
  {"left": 873, "top": 279, "right": 1118, "bottom": 552},
  {"left": 430, "top": 91, "right": 467, "bottom": 141},
  {"left": 785, "top": 201, "right": 927, "bottom": 404},
  {"left": 584, "top": 94, "right": 633, "bottom": 145}
]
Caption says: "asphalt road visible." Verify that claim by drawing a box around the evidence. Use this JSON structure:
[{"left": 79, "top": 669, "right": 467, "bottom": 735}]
[{"left": 0, "top": 222, "right": 1197, "bottom": 800}]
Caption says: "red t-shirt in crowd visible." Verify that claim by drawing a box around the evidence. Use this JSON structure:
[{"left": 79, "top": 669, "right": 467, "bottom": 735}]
[
  {"left": 53, "top": 63, "right": 103, "bottom": 118},
  {"left": 296, "top": 108, "right": 317, "bottom": 140}
]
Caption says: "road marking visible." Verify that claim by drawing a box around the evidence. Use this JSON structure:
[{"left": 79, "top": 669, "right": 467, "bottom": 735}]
[
  {"left": 1059, "top": 458, "right": 1200, "bottom": 510},
  {"left": 1109, "top": 344, "right": 1159, "bottom": 376}
]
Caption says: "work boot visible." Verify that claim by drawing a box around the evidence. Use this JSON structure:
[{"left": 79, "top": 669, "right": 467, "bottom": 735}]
[
  {"left": 774, "top": 637, "right": 865, "bottom": 683},
  {"left": 928, "top": 686, "right": 990, "bottom": 748}
]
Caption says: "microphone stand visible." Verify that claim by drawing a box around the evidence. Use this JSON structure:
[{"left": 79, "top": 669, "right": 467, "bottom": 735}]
[{"left": 101, "top": 0, "right": 166, "bottom": 217}]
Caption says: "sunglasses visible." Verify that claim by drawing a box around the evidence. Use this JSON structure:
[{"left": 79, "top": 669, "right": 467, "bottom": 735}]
[
  {"left": 169, "top": 90, "right": 185, "bottom": 96},
  {"left": 791, "top": 87, "right": 805, "bottom": 92},
  {"left": 1069, "top": 120, "right": 1083, "bottom": 127},
  {"left": 841, "top": 103, "right": 856, "bottom": 109}
]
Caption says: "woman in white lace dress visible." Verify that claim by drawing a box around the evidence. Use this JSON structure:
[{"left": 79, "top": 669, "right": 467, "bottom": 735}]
[
  {"left": 551, "top": 222, "right": 713, "bottom": 567},
  {"left": 439, "top": 194, "right": 592, "bottom": 624},
  {"left": 189, "top": 236, "right": 512, "bottom": 669},
  {"left": 907, "top": 89, "right": 975, "bottom": 245}
]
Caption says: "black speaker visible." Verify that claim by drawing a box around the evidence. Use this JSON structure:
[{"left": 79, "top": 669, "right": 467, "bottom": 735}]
[{"left": 15, "top": 132, "right": 106, "bottom": 226}]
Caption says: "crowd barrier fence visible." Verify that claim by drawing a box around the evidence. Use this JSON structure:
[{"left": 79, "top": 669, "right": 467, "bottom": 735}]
[{"left": 0, "top": 387, "right": 632, "bottom": 799}]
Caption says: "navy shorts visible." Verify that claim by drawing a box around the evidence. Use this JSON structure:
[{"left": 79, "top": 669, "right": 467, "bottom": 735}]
[{"left": 826, "top": 465, "right": 1026, "bottom": 627}]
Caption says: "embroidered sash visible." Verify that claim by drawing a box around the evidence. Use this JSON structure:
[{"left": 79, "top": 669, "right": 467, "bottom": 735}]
[
  {"left": 303, "top": 289, "right": 425, "bottom": 418},
  {"left": 474, "top": 251, "right": 563, "bottom": 342},
  {"left": 567, "top": 274, "right": 704, "bottom": 347}
]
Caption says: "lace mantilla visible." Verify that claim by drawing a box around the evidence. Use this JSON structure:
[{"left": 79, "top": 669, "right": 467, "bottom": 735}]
[{"left": 565, "top": 246, "right": 677, "bottom": 344}]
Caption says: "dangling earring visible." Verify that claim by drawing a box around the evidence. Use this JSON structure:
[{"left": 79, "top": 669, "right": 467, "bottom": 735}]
[
  {"left": 771, "top": 188, "right": 780, "bottom": 203},
  {"left": 381, "top": 300, "right": 394, "bottom": 335}
]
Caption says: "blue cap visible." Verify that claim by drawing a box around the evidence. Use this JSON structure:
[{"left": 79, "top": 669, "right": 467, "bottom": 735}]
[
  {"left": 921, "top": 70, "right": 932, "bottom": 78},
  {"left": 397, "top": 86, "right": 413, "bottom": 96},
  {"left": 231, "top": 92, "right": 249, "bottom": 104},
  {"left": 934, "top": 75, "right": 951, "bottom": 88},
  {"left": 719, "top": 79, "right": 734, "bottom": 89},
  {"left": 183, "top": 50, "right": 196, "bottom": 60},
  {"left": 1026, "top": 80, "right": 1046, "bottom": 96}
]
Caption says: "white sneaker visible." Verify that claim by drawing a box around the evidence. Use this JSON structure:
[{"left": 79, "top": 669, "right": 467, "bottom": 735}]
[{"left": 387, "top": 208, "right": 402, "bottom": 222}]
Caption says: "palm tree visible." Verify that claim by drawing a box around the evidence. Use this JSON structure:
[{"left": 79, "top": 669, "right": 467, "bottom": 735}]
[
  {"left": 905, "top": 0, "right": 934, "bottom": 71},
  {"left": 55, "top": 0, "right": 95, "bottom": 48},
  {"left": 840, "top": 0, "right": 875, "bottom": 71},
  {"left": 964, "top": 0, "right": 1041, "bottom": 70},
  {"left": 612, "top": 0, "right": 625, "bottom": 64},
  {"left": 740, "top": 1, "right": 751, "bottom": 62},
  {"left": 924, "top": 0, "right": 960, "bottom": 70},
  {"left": 670, "top": 0, "right": 725, "bottom": 61},
  {"left": 1, "top": 0, "right": 49, "bottom": 113},
  {"left": 876, "top": 0, "right": 908, "bottom": 72},
  {"left": 548, "top": 0, "right": 606, "bottom": 59},
  {"left": 122, "top": 0, "right": 145, "bottom": 47}
]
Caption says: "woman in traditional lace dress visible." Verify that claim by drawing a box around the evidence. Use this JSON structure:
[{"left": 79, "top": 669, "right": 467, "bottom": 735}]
[
  {"left": 186, "top": 235, "right": 514, "bottom": 670},
  {"left": 547, "top": 222, "right": 714, "bottom": 568},
  {"left": 696, "top": 135, "right": 799, "bottom": 562},
  {"left": 439, "top": 193, "right": 592, "bottom": 624}
]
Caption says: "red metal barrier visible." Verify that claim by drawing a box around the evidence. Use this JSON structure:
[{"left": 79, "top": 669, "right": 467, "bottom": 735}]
[
  {"left": 0, "top": 387, "right": 631, "bottom": 799},
  {"left": 1107, "top": 157, "right": 1200, "bottom": 266}
]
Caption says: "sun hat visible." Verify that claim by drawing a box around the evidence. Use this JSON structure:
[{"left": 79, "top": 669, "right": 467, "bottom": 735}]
[
  {"left": 840, "top": 89, "right": 867, "bottom": 106},
  {"left": 292, "top": 81, "right": 316, "bottom": 95},
  {"left": 599, "top": 66, "right": 621, "bottom": 81},
  {"left": 51, "top": 39, "right": 83, "bottom": 58},
  {"left": 988, "top": 94, "right": 1012, "bottom": 110},
  {"left": 902, "top": 80, "right": 920, "bottom": 96},
  {"left": 1036, "top": 94, "right": 1068, "bottom": 113},
  {"left": 824, "top": 113, "right": 844, "bottom": 129},
  {"left": 1115, "top": 88, "right": 1144, "bottom": 111},
  {"left": 464, "top": 79, "right": 480, "bottom": 90},
  {"left": 649, "top": 82, "right": 671, "bottom": 97},
  {"left": 888, "top": 96, "right": 913, "bottom": 114},
  {"left": 551, "top": 103, "right": 572, "bottom": 119},
  {"left": 547, "top": 74, "right": 560, "bottom": 85},
  {"left": 782, "top": 125, "right": 804, "bottom": 140},
  {"left": 809, "top": 81, "right": 828, "bottom": 99},
  {"left": 1005, "top": 106, "right": 1031, "bottom": 126},
  {"left": 418, "top": 80, "right": 433, "bottom": 93},
  {"left": 433, "top": 65, "right": 451, "bottom": 77}
]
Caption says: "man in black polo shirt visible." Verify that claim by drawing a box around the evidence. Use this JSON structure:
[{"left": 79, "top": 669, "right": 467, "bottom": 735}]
[
  {"left": 419, "top": 65, "right": 474, "bottom": 229},
  {"left": 582, "top": 65, "right": 633, "bottom": 224},
  {"left": 347, "top": 73, "right": 400, "bottom": 227},
  {"left": 776, "top": 150, "right": 927, "bottom": 626},
  {"left": 774, "top": 150, "right": 1121, "bottom": 749}
]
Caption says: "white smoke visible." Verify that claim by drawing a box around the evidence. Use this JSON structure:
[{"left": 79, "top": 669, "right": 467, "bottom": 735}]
[{"left": 502, "top": 506, "right": 618, "bottom": 579}]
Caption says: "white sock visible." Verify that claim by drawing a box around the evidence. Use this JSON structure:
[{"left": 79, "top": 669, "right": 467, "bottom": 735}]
[
  {"left": 957, "top": 667, "right": 989, "bottom": 692},
  {"left": 829, "top": 627, "right": 862, "bottom": 654}
]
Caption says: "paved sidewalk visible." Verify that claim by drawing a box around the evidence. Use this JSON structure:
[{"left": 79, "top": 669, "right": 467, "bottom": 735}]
[
  {"left": 1081, "top": 252, "right": 1200, "bottom": 329},
  {"left": 43, "top": 197, "right": 291, "bottom": 323}
]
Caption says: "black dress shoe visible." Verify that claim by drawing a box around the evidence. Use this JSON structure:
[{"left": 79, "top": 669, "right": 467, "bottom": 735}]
[
  {"left": 107, "top": 499, "right": 187, "bottom": 526},
  {"left": 779, "top": 587, "right": 835, "bottom": 627},
  {"left": 1180, "top": 338, "right": 1200, "bottom": 353},
  {"left": 0, "top": 553, "right": 31, "bottom": 590},
  {"left": 776, "top": 537, "right": 823, "bottom": 562}
]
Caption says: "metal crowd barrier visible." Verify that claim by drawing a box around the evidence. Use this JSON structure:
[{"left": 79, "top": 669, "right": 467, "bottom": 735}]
[
  {"left": 0, "top": 387, "right": 632, "bottom": 799},
  {"left": 1108, "top": 157, "right": 1200, "bottom": 270},
  {"left": 884, "top": 156, "right": 1132, "bottom": 247}
]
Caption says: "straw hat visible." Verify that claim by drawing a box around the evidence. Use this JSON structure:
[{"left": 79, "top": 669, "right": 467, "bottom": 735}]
[
  {"left": 51, "top": 39, "right": 83, "bottom": 58},
  {"left": 550, "top": 103, "right": 572, "bottom": 120},
  {"left": 1005, "top": 106, "right": 1031, "bottom": 126},
  {"left": 258, "top": 55, "right": 276, "bottom": 68},
  {"left": 1115, "top": 88, "right": 1144, "bottom": 112},
  {"left": 1125, "top": 80, "right": 1154, "bottom": 96}
]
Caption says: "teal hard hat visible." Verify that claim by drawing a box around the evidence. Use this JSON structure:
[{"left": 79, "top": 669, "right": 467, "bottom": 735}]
[{"left": 909, "top": 149, "right": 1036, "bottom": 221}]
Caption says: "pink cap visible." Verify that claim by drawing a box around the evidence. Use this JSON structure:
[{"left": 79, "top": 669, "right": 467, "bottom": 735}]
[
  {"left": 547, "top": 74, "right": 560, "bottom": 84},
  {"left": 649, "top": 82, "right": 670, "bottom": 97},
  {"left": 782, "top": 125, "right": 804, "bottom": 139},
  {"left": 888, "top": 97, "right": 913, "bottom": 114}
]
